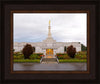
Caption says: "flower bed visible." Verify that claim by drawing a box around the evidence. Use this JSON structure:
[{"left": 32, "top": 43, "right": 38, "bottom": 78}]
[{"left": 59, "top": 59, "right": 87, "bottom": 63}]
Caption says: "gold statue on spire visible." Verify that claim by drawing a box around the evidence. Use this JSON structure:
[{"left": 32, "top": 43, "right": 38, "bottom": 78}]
[{"left": 49, "top": 20, "right": 51, "bottom": 26}]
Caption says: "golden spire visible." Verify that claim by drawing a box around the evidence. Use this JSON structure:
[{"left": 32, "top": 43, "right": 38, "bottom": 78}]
[
  {"left": 48, "top": 20, "right": 51, "bottom": 38},
  {"left": 49, "top": 20, "right": 51, "bottom": 26}
]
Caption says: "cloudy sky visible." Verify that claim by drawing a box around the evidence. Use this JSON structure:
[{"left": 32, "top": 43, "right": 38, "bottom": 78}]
[{"left": 13, "top": 13, "right": 87, "bottom": 46}]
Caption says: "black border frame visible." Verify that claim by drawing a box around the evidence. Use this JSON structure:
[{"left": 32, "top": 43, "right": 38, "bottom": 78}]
[{"left": 0, "top": 0, "right": 99, "bottom": 84}]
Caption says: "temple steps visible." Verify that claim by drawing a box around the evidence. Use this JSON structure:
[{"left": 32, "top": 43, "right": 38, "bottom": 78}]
[{"left": 40, "top": 58, "right": 59, "bottom": 64}]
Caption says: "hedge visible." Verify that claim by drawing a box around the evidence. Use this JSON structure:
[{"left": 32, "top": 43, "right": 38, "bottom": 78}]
[
  {"left": 59, "top": 59, "right": 87, "bottom": 63},
  {"left": 13, "top": 59, "right": 40, "bottom": 63}
]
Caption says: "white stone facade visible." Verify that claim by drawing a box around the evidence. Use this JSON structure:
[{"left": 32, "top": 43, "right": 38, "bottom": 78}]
[
  {"left": 14, "top": 41, "right": 81, "bottom": 53},
  {"left": 14, "top": 21, "right": 81, "bottom": 55}
]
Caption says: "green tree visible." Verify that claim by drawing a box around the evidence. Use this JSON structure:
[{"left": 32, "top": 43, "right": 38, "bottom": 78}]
[{"left": 81, "top": 44, "right": 87, "bottom": 51}]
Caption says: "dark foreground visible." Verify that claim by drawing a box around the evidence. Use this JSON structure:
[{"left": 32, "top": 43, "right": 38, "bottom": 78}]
[{"left": 13, "top": 63, "right": 87, "bottom": 71}]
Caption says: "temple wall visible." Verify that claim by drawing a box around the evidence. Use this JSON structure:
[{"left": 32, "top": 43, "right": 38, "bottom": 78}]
[
  {"left": 56, "top": 47, "right": 64, "bottom": 53},
  {"left": 14, "top": 42, "right": 81, "bottom": 53},
  {"left": 35, "top": 47, "right": 42, "bottom": 53}
]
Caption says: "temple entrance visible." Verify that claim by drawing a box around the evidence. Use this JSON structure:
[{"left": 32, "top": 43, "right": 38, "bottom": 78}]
[{"left": 46, "top": 49, "right": 53, "bottom": 58}]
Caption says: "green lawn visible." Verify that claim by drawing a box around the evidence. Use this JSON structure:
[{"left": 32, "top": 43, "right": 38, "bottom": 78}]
[
  {"left": 13, "top": 59, "right": 87, "bottom": 63},
  {"left": 59, "top": 59, "right": 87, "bottom": 63},
  {"left": 13, "top": 59, "right": 40, "bottom": 63}
]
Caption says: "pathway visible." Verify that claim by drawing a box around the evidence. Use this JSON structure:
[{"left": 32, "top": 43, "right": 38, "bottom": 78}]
[{"left": 13, "top": 63, "right": 87, "bottom": 71}]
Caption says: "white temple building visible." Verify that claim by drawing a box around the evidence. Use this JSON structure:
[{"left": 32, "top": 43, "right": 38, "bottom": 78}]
[{"left": 14, "top": 20, "right": 81, "bottom": 57}]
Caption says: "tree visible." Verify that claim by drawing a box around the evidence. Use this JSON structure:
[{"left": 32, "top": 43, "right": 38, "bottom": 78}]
[
  {"left": 22, "top": 44, "right": 33, "bottom": 59},
  {"left": 81, "top": 44, "right": 87, "bottom": 51},
  {"left": 67, "top": 45, "right": 76, "bottom": 58}
]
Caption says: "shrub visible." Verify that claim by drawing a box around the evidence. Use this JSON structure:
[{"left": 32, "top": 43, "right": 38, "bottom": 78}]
[
  {"left": 22, "top": 44, "right": 33, "bottom": 59},
  {"left": 77, "top": 51, "right": 87, "bottom": 55},
  {"left": 56, "top": 53, "right": 67, "bottom": 56},
  {"left": 13, "top": 55, "right": 24, "bottom": 59},
  {"left": 82, "top": 55, "right": 87, "bottom": 59},
  {"left": 13, "top": 52, "right": 21, "bottom": 56},
  {"left": 30, "top": 54, "right": 38, "bottom": 59},
  {"left": 63, "top": 55, "right": 70, "bottom": 59},
  {"left": 56, "top": 54, "right": 70, "bottom": 59},
  {"left": 75, "top": 55, "right": 87, "bottom": 59},
  {"left": 67, "top": 45, "right": 76, "bottom": 58},
  {"left": 29, "top": 54, "right": 36, "bottom": 59},
  {"left": 57, "top": 55, "right": 64, "bottom": 59},
  {"left": 75, "top": 51, "right": 87, "bottom": 59},
  {"left": 29, "top": 53, "right": 43, "bottom": 59},
  {"left": 13, "top": 56, "right": 17, "bottom": 59}
]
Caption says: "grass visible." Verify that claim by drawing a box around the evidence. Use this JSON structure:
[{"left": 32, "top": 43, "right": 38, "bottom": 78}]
[
  {"left": 59, "top": 59, "right": 87, "bottom": 63},
  {"left": 13, "top": 59, "right": 40, "bottom": 63},
  {"left": 13, "top": 59, "right": 87, "bottom": 63}
]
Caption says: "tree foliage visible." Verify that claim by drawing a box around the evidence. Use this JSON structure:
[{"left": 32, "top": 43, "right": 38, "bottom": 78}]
[
  {"left": 81, "top": 44, "right": 87, "bottom": 51},
  {"left": 67, "top": 45, "right": 76, "bottom": 58},
  {"left": 22, "top": 44, "right": 33, "bottom": 59},
  {"left": 33, "top": 47, "right": 35, "bottom": 53}
]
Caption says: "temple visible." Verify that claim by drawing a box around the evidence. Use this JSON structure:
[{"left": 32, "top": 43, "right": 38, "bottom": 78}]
[{"left": 14, "top": 20, "right": 81, "bottom": 58}]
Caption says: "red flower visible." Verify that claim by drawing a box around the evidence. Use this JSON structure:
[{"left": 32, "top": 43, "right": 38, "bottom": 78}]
[{"left": 40, "top": 55, "right": 43, "bottom": 57}]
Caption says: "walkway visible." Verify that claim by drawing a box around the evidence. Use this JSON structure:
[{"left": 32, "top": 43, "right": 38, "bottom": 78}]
[{"left": 13, "top": 63, "right": 87, "bottom": 71}]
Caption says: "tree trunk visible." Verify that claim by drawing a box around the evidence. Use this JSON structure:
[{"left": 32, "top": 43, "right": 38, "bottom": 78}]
[{"left": 24, "top": 55, "right": 29, "bottom": 59}]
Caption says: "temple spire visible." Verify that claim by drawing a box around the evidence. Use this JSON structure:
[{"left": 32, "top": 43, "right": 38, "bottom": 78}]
[
  {"left": 49, "top": 20, "right": 51, "bottom": 26},
  {"left": 43, "top": 20, "right": 56, "bottom": 42},
  {"left": 48, "top": 20, "right": 52, "bottom": 38}
]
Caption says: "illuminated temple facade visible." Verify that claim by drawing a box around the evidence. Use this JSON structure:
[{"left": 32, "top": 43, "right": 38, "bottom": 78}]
[{"left": 14, "top": 20, "right": 81, "bottom": 56}]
